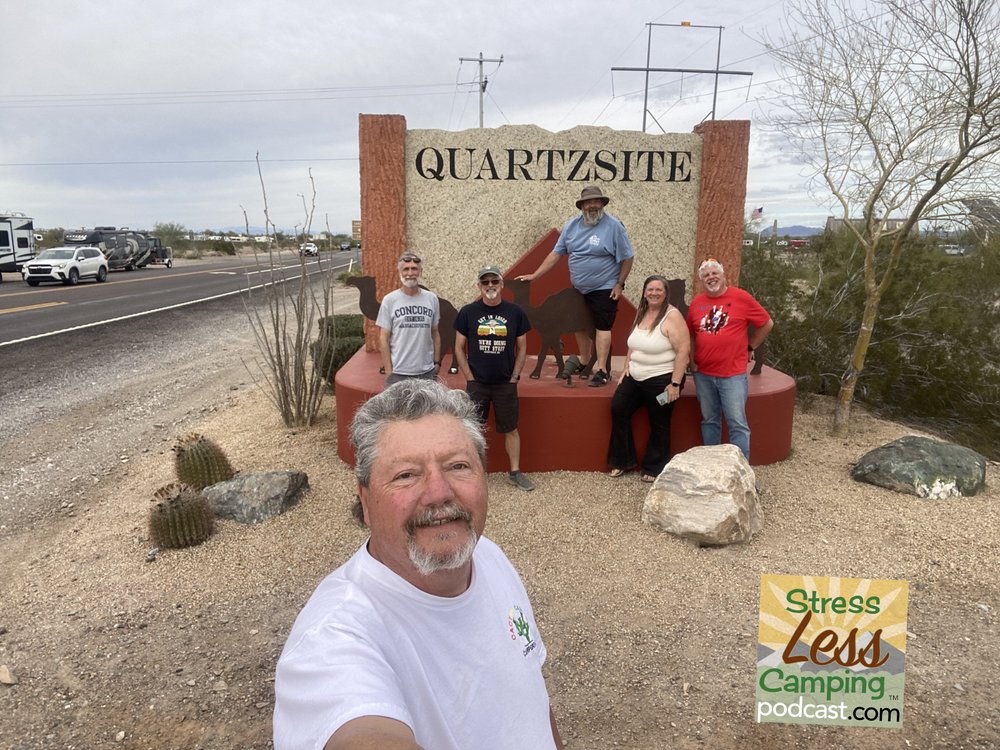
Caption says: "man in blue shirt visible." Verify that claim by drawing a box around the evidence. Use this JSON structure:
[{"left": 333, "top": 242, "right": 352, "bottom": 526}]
[{"left": 517, "top": 186, "right": 634, "bottom": 386}]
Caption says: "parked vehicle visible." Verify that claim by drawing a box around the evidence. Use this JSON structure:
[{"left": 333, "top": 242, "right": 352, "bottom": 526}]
[
  {"left": 300, "top": 242, "right": 319, "bottom": 256},
  {"left": 942, "top": 244, "right": 966, "bottom": 256},
  {"left": 147, "top": 237, "right": 173, "bottom": 268},
  {"left": 63, "top": 226, "right": 153, "bottom": 271},
  {"left": 1, "top": 212, "right": 36, "bottom": 283},
  {"left": 22, "top": 246, "right": 109, "bottom": 286}
]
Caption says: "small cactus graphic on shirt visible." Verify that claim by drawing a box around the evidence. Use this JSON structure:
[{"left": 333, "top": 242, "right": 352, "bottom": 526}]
[{"left": 508, "top": 605, "right": 532, "bottom": 644}]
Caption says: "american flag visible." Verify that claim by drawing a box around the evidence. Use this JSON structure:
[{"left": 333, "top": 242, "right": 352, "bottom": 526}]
[{"left": 751, "top": 206, "right": 764, "bottom": 220}]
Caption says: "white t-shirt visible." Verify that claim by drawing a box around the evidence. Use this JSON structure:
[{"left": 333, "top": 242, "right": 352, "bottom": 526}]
[{"left": 273, "top": 537, "right": 555, "bottom": 750}]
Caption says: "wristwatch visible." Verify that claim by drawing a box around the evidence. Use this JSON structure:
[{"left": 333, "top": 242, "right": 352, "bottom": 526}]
[{"left": 670, "top": 381, "right": 682, "bottom": 390}]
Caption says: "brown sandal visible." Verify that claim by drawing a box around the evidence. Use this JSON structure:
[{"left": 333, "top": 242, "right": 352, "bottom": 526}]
[
  {"left": 639, "top": 474, "right": 656, "bottom": 483},
  {"left": 609, "top": 468, "right": 627, "bottom": 478}
]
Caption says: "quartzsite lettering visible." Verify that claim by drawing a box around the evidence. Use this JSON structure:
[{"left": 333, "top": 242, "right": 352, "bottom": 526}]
[{"left": 414, "top": 147, "right": 694, "bottom": 183}]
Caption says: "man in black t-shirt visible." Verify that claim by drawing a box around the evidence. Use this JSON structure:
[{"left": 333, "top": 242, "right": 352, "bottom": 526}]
[{"left": 454, "top": 266, "right": 535, "bottom": 491}]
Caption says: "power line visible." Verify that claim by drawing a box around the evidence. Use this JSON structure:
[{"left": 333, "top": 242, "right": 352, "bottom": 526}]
[
  {"left": 0, "top": 157, "right": 359, "bottom": 167},
  {"left": 0, "top": 84, "right": 475, "bottom": 109}
]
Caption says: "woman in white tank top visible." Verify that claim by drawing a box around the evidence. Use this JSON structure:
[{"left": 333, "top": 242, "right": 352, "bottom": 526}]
[{"left": 607, "top": 275, "right": 691, "bottom": 482}]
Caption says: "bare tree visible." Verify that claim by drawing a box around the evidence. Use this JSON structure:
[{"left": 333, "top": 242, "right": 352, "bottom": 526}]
[
  {"left": 242, "top": 158, "right": 337, "bottom": 427},
  {"left": 762, "top": 0, "right": 1000, "bottom": 434}
]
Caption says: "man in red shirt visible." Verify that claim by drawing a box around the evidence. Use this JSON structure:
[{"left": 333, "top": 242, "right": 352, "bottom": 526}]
[{"left": 686, "top": 259, "right": 773, "bottom": 461}]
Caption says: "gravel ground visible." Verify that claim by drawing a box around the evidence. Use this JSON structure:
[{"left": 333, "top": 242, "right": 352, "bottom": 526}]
[{"left": 1, "top": 279, "right": 999, "bottom": 750}]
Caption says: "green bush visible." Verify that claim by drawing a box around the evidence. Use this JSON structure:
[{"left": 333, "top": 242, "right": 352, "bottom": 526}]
[
  {"left": 312, "top": 313, "right": 366, "bottom": 388},
  {"left": 209, "top": 239, "right": 237, "bottom": 256},
  {"left": 337, "top": 267, "right": 363, "bottom": 283},
  {"left": 318, "top": 313, "right": 364, "bottom": 339},
  {"left": 741, "top": 234, "right": 1000, "bottom": 458},
  {"left": 312, "top": 336, "right": 364, "bottom": 388}
]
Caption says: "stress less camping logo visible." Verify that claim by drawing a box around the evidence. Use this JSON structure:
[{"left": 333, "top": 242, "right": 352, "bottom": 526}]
[{"left": 756, "top": 574, "right": 908, "bottom": 728}]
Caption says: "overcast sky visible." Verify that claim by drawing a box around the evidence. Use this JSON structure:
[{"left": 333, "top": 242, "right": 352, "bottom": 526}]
[{"left": 3, "top": 0, "right": 825, "bottom": 234}]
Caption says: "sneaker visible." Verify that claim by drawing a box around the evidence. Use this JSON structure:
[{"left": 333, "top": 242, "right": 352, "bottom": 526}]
[
  {"left": 588, "top": 370, "right": 610, "bottom": 387},
  {"left": 507, "top": 471, "right": 535, "bottom": 491}
]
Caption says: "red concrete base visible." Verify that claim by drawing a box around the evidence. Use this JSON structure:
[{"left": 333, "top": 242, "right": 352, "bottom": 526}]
[{"left": 335, "top": 350, "right": 795, "bottom": 473}]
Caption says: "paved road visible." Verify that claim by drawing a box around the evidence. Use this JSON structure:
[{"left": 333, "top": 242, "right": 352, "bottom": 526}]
[
  {"left": 0, "top": 251, "right": 359, "bottom": 347},
  {"left": 0, "top": 272, "right": 364, "bottom": 536}
]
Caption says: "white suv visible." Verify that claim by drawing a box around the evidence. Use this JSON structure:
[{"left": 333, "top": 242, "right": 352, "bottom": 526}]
[{"left": 22, "top": 246, "right": 109, "bottom": 286}]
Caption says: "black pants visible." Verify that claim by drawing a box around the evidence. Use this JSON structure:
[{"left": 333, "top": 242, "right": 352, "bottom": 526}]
[{"left": 607, "top": 373, "right": 674, "bottom": 475}]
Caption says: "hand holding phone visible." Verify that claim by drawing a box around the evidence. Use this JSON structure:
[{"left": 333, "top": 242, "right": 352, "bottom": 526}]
[{"left": 656, "top": 391, "right": 670, "bottom": 406}]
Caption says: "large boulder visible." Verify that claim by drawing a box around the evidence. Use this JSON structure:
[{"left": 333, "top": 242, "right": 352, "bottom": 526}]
[
  {"left": 641, "top": 444, "right": 763, "bottom": 546},
  {"left": 203, "top": 471, "right": 308, "bottom": 524},
  {"left": 851, "top": 436, "right": 986, "bottom": 498}
]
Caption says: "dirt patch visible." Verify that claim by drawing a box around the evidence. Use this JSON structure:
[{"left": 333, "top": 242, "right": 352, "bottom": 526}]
[{"left": 1, "top": 340, "right": 998, "bottom": 748}]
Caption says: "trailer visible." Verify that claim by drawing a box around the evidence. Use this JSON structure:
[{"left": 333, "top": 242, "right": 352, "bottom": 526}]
[
  {"left": 146, "top": 237, "right": 173, "bottom": 268},
  {"left": 0, "top": 213, "right": 37, "bottom": 283},
  {"left": 63, "top": 226, "right": 153, "bottom": 271}
]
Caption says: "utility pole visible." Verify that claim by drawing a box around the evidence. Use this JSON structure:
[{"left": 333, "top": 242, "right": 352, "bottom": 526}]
[
  {"left": 612, "top": 22, "right": 752, "bottom": 132},
  {"left": 459, "top": 52, "right": 503, "bottom": 128}
]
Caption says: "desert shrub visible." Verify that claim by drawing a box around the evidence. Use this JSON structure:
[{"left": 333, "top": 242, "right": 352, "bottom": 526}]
[
  {"left": 312, "top": 314, "right": 365, "bottom": 388},
  {"left": 312, "top": 337, "right": 364, "bottom": 388},
  {"left": 210, "top": 240, "right": 237, "bottom": 256},
  {"left": 318, "top": 313, "right": 364, "bottom": 339},
  {"left": 338, "top": 267, "right": 362, "bottom": 283},
  {"left": 741, "top": 234, "right": 1000, "bottom": 457}
]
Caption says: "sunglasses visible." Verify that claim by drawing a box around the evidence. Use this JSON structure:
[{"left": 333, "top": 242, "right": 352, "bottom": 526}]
[
  {"left": 399, "top": 254, "right": 422, "bottom": 263},
  {"left": 479, "top": 278, "right": 502, "bottom": 286}
]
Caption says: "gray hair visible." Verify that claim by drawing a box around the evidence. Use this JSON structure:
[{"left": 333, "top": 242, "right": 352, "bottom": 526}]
[
  {"left": 698, "top": 258, "right": 724, "bottom": 278},
  {"left": 349, "top": 380, "right": 486, "bottom": 490}
]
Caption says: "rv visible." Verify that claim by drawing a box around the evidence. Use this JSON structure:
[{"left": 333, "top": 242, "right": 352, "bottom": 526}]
[
  {"left": 0, "top": 213, "right": 37, "bottom": 282},
  {"left": 63, "top": 226, "right": 153, "bottom": 271}
]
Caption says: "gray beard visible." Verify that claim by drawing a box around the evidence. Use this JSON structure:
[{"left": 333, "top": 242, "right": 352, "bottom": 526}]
[
  {"left": 407, "top": 532, "right": 477, "bottom": 576},
  {"left": 582, "top": 208, "right": 605, "bottom": 226},
  {"left": 405, "top": 501, "right": 478, "bottom": 576}
]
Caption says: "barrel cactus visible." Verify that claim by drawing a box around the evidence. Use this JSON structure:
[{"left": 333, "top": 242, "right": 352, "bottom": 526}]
[
  {"left": 148, "top": 483, "right": 215, "bottom": 549},
  {"left": 172, "top": 432, "right": 235, "bottom": 489}
]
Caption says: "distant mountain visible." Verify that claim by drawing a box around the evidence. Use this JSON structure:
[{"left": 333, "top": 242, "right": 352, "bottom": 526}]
[{"left": 758, "top": 225, "right": 824, "bottom": 237}]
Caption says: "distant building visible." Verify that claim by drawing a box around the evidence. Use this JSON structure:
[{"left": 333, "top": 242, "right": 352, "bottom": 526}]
[{"left": 824, "top": 216, "right": 910, "bottom": 234}]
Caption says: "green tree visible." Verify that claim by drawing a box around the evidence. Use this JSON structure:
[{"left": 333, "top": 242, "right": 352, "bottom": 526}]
[
  {"left": 153, "top": 222, "right": 191, "bottom": 250},
  {"left": 762, "top": 0, "right": 1000, "bottom": 435},
  {"left": 743, "top": 235, "right": 1000, "bottom": 458}
]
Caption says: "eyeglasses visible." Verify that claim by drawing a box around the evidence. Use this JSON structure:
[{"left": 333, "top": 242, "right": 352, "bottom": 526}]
[
  {"left": 479, "top": 278, "right": 502, "bottom": 286},
  {"left": 399, "top": 254, "right": 422, "bottom": 263}
]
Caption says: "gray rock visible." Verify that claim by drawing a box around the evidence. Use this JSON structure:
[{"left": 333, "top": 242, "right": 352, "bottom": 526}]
[
  {"left": 851, "top": 436, "right": 986, "bottom": 498},
  {"left": 641, "top": 444, "right": 763, "bottom": 546},
  {"left": 203, "top": 471, "right": 308, "bottom": 524}
]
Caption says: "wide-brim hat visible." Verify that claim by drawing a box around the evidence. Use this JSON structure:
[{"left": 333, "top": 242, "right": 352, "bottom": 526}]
[{"left": 576, "top": 186, "right": 610, "bottom": 209}]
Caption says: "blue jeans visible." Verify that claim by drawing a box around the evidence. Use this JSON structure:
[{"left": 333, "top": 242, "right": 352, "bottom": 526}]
[{"left": 693, "top": 372, "right": 750, "bottom": 460}]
